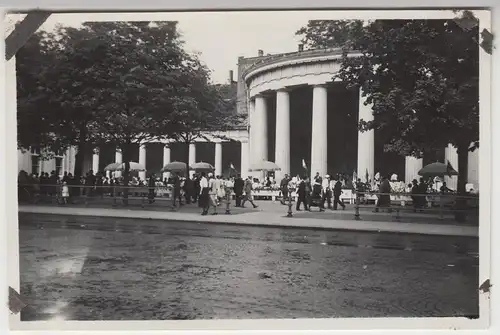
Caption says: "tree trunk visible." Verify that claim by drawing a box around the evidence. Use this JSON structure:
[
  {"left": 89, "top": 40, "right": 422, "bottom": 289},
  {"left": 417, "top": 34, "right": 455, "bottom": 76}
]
[
  {"left": 185, "top": 140, "right": 190, "bottom": 178},
  {"left": 455, "top": 142, "right": 470, "bottom": 222},
  {"left": 73, "top": 124, "right": 87, "bottom": 178}
]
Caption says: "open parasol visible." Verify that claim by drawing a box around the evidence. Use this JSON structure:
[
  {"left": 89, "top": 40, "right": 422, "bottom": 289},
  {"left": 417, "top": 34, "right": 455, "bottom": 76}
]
[
  {"left": 418, "top": 161, "right": 458, "bottom": 177},
  {"left": 249, "top": 160, "right": 281, "bottom": 172},
  {"left": 104, "top": 162, "right": 122, "bottom": 172},
  {"left": 161, "top": 161, "right": 188, "bottom": 173},
  {"left": 115, "top": 162, "right": 145, "bottom": 172},
  {"left": 190, "top": 161, "right": 214, "bottom": 171}
]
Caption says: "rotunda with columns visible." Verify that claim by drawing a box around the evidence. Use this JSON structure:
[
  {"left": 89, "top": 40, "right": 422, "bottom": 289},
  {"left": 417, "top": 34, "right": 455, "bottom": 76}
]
[{"left": 237, "top": 47, "right": 479, "bottom": 190}]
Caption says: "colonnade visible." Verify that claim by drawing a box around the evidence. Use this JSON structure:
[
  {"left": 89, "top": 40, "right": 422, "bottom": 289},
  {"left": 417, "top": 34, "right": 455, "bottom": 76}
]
[
  {"left": 249, "top": 86, "right": 379, "bottom": 182},
  {"left": 248, "top": 85, "right": 474, "bottom": 190},
  {"left": 92, "top": 140, "right": 250, "bottom": 180}
]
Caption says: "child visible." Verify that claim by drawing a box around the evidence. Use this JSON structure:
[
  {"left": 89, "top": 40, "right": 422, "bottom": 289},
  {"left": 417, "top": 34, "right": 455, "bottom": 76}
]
[{"left": 61, "top": 181, "right": 69, "bottom": 205}]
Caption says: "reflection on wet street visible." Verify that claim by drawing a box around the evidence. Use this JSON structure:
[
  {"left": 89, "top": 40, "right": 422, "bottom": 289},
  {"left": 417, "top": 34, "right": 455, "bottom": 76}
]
[{"left": 18, "top": 213, "right": 479, "bottom": 321}]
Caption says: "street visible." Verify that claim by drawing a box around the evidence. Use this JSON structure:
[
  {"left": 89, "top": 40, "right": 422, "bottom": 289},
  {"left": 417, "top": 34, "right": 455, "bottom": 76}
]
[{"left": 18, "top": 213, "right": 479, "bottom": 320}]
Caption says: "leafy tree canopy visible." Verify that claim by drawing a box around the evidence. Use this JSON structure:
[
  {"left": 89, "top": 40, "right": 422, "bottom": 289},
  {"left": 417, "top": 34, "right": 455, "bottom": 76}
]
[{"left": 17, "top": 21, "right": 240, "bottom": 176}]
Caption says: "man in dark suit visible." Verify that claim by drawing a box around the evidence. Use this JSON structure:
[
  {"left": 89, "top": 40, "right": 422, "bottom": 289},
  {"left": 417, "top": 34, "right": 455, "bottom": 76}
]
[
  {"left": 296, "top": 176, "right": 308, "bottom": 211},
  {"left": 280, "top": 174, "right": 290, "bottom": 205},
  {"left": 172, "top": 173, "right": 183, "bottom": 207},
  {"left": 192, "top": 173, "right": 201, "bottom": 204},
  {"left": 333, "top": 177, "right": 346, "bottom": 210},
  {"left": 233, "top": 174, "right": 244, "bottom": 207}
]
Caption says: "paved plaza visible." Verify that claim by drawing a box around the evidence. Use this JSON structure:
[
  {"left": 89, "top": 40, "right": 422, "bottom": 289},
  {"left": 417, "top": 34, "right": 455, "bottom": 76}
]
[{"left": 18, "top": 212, "right": 479, "bottom": 320}]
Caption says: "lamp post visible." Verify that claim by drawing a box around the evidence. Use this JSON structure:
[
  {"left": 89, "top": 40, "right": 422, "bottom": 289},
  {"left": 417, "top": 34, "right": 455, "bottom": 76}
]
[{"left": 225, "top": 187, "right": 232, "bottom": 214}]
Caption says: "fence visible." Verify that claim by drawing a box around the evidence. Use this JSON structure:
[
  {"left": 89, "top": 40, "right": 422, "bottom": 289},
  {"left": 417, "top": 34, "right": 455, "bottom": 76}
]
[
  {"left": 17, "top": 183, "right": 236, "bottom": 213},
  {"left": 17, "top": 183, "right": 479, "bottom": 223},
  {"left": 281, "top": 186, "right": 479, "bottom": 223}
]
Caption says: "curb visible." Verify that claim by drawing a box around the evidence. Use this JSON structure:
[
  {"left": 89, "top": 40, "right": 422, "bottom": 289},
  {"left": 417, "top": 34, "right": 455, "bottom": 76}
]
[{"left": 18, "top": 207, "right": 479, "bottom": 238}]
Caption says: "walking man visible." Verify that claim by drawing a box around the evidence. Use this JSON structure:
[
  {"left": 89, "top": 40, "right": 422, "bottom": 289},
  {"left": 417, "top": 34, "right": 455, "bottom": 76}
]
[
  {"left": 333, "top": 177, "right": 346, "bottom": 210},
  {"left": 296, "top": 176, "right": 308, "bottom": 211},
  {"left": 199, "top": 172, "right": 210, "bottom": 215},
  {"left": 322, "top": 174, "right": 332, "bottom": 209},
  {"left": 233, "top": 174, "right": 244, "bottom": 207},
  {"left": 280, "top": 174, "right": 290, "bottom": 205},
  {"left": 241, "top": 176, "right": 258, "bottom": 208}
]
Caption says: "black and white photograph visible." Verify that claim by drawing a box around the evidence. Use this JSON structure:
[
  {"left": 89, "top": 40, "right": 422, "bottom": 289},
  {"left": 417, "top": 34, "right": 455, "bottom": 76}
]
[{"left": 3, "top": 6, "right": 493, "bottom": 330}]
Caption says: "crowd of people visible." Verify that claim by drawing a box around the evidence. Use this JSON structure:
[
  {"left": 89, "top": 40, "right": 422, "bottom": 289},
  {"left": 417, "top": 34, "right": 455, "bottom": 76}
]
[{"left": 18, "top": 167, "right": 471, "bottom": 214}]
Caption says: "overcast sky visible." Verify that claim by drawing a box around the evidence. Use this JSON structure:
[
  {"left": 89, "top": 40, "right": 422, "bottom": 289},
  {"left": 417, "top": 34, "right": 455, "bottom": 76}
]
[{"left": 19, "top": 10, "right": 469, "bottom": 84}]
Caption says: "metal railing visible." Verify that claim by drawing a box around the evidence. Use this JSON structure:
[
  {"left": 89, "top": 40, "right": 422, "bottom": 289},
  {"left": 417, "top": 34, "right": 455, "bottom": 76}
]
[
  {"left": 17, "top": 183, "right": 479, "bottom": 223},
  {"left": 17, "top": 183, "right": 235, "bottom": 214},
  {"left": 351, "top": 191, "right": 479, "bottom": 222},
  {"left": 281, "top": 187, "right": 478, "bottom": 223}
]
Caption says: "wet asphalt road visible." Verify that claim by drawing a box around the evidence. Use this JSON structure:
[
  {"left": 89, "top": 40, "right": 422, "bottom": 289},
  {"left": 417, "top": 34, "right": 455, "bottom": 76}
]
[{"left": 18, "top": 213, "right": 479, "bottom": 321}]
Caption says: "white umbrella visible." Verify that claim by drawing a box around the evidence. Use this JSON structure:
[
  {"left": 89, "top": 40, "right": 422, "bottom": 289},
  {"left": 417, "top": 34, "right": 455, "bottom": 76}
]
[
  {"left": 249, "top": 160, "right": 281, "bottom": 172},
  {"left": 190, "top": 161, "right": 214, "bottom": 171},
  {"left": 115, "top": 162, "right": 146, "bottom": 171},
  {"left": 104, "top": 162, "right": 122, "bottom": 171},
  {"left": 161, "top": 161, "right": 187, "bottom": 172}
]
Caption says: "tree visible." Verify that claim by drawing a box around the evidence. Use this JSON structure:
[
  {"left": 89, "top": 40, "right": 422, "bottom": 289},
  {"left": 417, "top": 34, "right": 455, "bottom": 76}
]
[
  {"left": 17, "top": 20, "right": 235, "bottom": 202},
  {"left": 297, "top": 19, "right": 481, "bottom": 197},
  {"left": 162, "top": 55, "right": 243, "bottom": 170},
  {"left": 16, "top": 31, "right": 66, "bottom": 159},
  {"left": 17, "top": 21, "right": 188, "bottom": 177},
  {"left": 295, "top": 20, "right": 364, "bottom": 50}
]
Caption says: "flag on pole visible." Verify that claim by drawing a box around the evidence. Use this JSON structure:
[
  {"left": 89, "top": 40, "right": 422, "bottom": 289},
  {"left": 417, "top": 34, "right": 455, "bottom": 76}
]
[{"left": 302, "top": 159, "right": 309, "bottom": 178}]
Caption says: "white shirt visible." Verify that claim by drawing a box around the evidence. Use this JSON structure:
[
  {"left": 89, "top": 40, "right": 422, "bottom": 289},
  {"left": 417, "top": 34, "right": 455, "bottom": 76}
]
[
  {"left": 209, "top": 178, "right": 217, "bottom": 194},
  {"left": 200, "top": 176, "right": 208, "bottom": 189},
  {"left": 322, "top": 178, "right": 330, "bottom": 191}
]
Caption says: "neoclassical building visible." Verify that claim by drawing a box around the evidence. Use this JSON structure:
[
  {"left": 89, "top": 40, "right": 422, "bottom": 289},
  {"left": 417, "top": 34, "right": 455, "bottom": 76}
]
[
  {"left": 238, "top": 47, "right": 479, "bottom": 190},
  {"left": 16, "top": 46, "right": 479, "bottom": 190}
]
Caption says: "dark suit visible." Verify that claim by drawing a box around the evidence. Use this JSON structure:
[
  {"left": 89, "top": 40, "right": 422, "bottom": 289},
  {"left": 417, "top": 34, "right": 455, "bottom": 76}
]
[
  {"left": 333, "top": 181, "right": 345, "bottom": 210},
  {"left": 148, "top": 177, "right": 156, "bottom": 203},
  {"left": 296, "top": 181, "right": 308, "bottom": 210},
  {"left": 280, "top": 178, "right": 289, "bottom": 204},
  {"left": 233, "top": 178, "right": 244, "bottom": 207}
]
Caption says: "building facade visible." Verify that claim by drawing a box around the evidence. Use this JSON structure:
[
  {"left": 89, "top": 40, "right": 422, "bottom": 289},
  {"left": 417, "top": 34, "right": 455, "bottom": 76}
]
[{"left": 237, "top": 47, "right": 479, "bottom": 190}]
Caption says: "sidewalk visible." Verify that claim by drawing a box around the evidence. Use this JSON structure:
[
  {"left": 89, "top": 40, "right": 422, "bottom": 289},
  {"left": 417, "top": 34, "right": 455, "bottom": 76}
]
[{"left": 18, "top": 202, "right": 479, "bottom": 237}]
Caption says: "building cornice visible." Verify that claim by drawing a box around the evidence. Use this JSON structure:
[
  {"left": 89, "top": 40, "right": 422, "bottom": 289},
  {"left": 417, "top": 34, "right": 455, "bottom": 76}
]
[{"left": 242, "top": 48, "right": 361, "bottom": 83}]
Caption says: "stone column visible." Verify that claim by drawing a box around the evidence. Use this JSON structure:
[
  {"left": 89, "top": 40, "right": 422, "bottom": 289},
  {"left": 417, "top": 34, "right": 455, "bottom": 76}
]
[
  {"left": 163, "top": 144, "right": 171, "bottom": 180},
  {"left": 115, "top": 148, "right": 123, "bottom": 178},
  {"left": 248, "top": 99, "right": 255, "bottom": 159},
  {"left": 467, "top": 143, "right": 479, "bottom": 192},
  {"left": 189, "top": 143, "right": 196, "bottom": 178},
  {"left": 240, "top": 141, "right": 249, "bottom": 179},
  {"left": 405, "top": 156, "right": 423, "bottom": 184},
  {"left": 254, "top": 94, "right": 268, "bottom": 163},
  {"left": 92, "top": 148, "right": 100, "bottom": 173},
  {"left": 214, "top": 142, "right": 223, "bottom": 177},
  {"left": 357, "top": 88, "right": 375, "bottom": 183},
  {"left": 445, "top": 143, "right": 458, "bottom": 190},
  {"left": 275, "top": 89, "right": 291, "bottom": 182},
  {"left": 138, "top": 144, "right": 147, "bottom": 181},
  {"left": 310, "top": 85, "right": 328, "bottom": 177}
]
